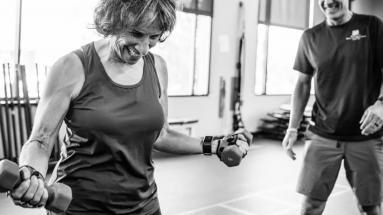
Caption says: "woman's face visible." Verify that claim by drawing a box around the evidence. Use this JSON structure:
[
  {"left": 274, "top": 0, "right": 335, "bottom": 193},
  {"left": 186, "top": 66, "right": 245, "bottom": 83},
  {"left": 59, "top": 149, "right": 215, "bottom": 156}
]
[{"left": 110, "top": 22, "right": 163, "bottom": 65}]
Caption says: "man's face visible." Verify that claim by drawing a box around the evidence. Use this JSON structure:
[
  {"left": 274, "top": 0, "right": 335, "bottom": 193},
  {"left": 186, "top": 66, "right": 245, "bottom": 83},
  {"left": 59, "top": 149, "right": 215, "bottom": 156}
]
[{"left": 318, "top": 0, "right": 350, "bottom": 22}]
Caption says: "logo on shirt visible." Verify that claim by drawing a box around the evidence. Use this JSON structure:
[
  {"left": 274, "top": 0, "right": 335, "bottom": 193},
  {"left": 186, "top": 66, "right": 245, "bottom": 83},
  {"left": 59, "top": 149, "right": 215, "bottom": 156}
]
[{"left": 346, "top": 30, "right": 367, "bottom": 41}]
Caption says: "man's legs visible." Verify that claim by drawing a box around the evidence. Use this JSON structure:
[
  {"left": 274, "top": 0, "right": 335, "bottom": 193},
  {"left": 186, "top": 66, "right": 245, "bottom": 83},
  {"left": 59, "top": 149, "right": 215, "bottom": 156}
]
[
  {"left": 301, "top": 196, "right": 327, "bottom": 215},
  {"left": 360, "top": 205, "right": 381, "bottom": 215},
  {"left": 297, "top": 135, "right": 344, "bottom": 215},
  {"left": 344, "top": 159, "right": 381, "bottom": 215},
  {"left": 344, "top": 138, "right": 383, "bottom": 215}
]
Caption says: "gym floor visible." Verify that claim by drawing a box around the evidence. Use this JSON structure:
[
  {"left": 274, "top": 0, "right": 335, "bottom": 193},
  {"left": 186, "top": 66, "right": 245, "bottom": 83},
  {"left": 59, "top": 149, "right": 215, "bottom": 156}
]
[{"left": 0, "top": 139, "right": 362, "bottom": 215}]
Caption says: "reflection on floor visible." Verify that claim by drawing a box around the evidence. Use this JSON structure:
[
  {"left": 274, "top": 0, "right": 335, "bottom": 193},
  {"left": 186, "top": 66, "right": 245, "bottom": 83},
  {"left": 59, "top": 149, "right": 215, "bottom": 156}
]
[{"left": 0, "top": 139, "right": 363, "bottom": 215}]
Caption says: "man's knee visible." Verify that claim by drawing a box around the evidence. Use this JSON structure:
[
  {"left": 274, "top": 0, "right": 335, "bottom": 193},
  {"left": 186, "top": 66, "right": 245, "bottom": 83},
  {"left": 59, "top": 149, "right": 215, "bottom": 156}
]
[
  {"left": 301, "top": 196, "right": 327, "bottom": 215},
  {"left": 361, "top": 205, "right": 381, "bottom": 215}
]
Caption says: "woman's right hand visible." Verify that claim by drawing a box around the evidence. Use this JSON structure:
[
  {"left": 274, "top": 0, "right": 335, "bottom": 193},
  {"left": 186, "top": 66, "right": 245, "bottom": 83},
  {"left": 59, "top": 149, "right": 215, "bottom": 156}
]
[{"left": 10, "top": 166, "right": 48, "bottom": 208}]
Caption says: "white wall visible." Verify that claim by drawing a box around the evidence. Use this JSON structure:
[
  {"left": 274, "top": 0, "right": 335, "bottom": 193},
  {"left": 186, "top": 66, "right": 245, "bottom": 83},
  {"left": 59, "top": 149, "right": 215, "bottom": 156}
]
[
  {"left": 168, "top": 0, "right": 291, "bottom": 136},
  {"left": 168, "top": 0, "right": 331, "bottom": 137},
  {"left": 168, "top": 0, "right": 241, "bottom": 136},
  {"left": 241, "top": 0, "right": 292, "bottom": 133},
  {"left": 352, "top": 0, "right": 383, "bottom": 19}
]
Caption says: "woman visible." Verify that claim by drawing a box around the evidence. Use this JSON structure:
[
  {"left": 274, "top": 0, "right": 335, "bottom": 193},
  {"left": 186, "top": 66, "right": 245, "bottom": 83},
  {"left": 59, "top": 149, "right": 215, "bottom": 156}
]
[{"left": 10, "top": 0, "right": 252, "bottom": 214}]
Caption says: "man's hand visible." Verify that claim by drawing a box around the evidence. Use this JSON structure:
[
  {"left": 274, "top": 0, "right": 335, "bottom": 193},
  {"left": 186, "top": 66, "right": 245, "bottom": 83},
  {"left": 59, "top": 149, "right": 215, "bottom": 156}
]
[
  {"left": 282, "top": 128, "right": 298, "bottom": 160},
  {"left": 360, "top": 101, "right": 383, "bottom": 135}
]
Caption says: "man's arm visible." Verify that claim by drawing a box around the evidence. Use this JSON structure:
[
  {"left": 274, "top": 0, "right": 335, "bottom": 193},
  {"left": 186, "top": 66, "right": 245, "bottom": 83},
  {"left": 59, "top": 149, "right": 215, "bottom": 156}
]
[
  {"left": 289, "top": 73, "right": 312, "bottom": 129},
  {"left": 282, "top": 72, "right": 312, "bottom": 160},
  {"left": 379, "top": 68, "right": 383, "bottom": 97},
  {"left": 360, "top": 17, "right": 383, "bottom": 134},
  {"left": 360, "top": 68, "right": 383, "bottom": 134}
]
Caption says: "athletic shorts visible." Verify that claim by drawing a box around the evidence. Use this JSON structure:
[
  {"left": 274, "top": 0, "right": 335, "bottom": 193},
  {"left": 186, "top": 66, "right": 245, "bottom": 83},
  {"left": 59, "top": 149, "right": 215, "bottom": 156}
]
[
  {"left": 47, "top": 209, "right": 161, "bottom": 215},
  {"left": 297, "top": 134, "right": 383, "bottom": 205}
]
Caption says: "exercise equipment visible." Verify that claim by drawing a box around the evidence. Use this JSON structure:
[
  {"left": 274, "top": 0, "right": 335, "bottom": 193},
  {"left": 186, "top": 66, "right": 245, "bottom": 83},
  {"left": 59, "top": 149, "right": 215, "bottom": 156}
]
[
  {"left": 0, "top": 159, "right": 72, "bottom": 213},
  {"left": 2, "top": 64, "right": 12, "bottom": 159},
  {"left": 0, "top": 69, "right": 7, "bottom": 158},
  {"left": 231, "top": 1, "right": 245, "bottom": 131},
  {"left": 217, "top": 134, "right": 246, "bottom": 167},
  {"left": 14, "top": 64, "right": 24, "bottom": 158},
  {"left": 19, "top": 65, "right": 32, "bottom": 136},
  {"left": 255, "top": 104, "right": 311, "bottom": 140},
  {"left": 35, "top": 63, "right": 41, "bottom": 99}
]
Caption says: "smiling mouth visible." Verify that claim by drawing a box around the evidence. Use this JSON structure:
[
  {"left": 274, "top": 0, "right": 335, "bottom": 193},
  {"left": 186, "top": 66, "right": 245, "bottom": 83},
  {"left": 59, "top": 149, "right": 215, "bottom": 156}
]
[{"left": 123, "top": 46, "right": 140, "bottom": 58}]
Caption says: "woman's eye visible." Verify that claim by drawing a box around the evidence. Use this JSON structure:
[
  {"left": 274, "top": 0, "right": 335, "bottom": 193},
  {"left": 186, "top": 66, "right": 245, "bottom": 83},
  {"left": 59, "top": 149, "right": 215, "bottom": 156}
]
[
  {"left": 131, "top": 31, "right": 144, "bottom": 38},
  {"left": 150, "top": 34, "right": 161, "bottom": 40},
  {"left": 128, "top": 31, "right": 161, "bottom": 40}
]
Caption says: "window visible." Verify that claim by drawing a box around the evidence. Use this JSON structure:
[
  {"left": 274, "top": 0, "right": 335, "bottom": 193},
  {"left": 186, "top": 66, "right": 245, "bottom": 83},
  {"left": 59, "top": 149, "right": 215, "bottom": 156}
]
[
  {"left": 20, "top": 0, "right": 100, "bottom": 99},
  {"left": 152, "top": 0, "right": 213, "bottom": 96},
  {"left": 255, "top": 25, "right": 303, "bottom": 94},
  {"left": 21, "top": 0, "right": 100, "bottom": 66},
  {"left": 0, "top": 0, "right": 17, "bottom": 98},
  {"left": 255, "top": 0, "right": 314, "bottom": 95},
  {"left": 152, "top": 11, "right": 211, "bottom": 96},
  {"left": 2, "top": 0, "right": 213, "bottom": 99}
]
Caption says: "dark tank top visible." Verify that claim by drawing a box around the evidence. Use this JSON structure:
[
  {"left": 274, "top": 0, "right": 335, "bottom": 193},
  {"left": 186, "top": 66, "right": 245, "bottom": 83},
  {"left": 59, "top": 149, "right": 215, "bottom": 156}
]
[{"left": 57, "top": 42, "right": 164, "bottom": 215}]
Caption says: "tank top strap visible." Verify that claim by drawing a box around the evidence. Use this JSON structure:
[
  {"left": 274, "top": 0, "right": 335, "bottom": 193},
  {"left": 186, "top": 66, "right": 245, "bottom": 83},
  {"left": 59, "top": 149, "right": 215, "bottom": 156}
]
[
  {"left": 145, "top": 52, "right": 162, "bottom": 98},
  {"left": 72, "top": 42, "right": 95, "bottom": 77}
]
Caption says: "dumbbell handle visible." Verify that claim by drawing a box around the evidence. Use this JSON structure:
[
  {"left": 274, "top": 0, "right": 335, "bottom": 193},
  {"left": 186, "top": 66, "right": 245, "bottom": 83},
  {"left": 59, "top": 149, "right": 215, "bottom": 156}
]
[{"left": 0, "top": 159, "right": 72, "bottom": 213}]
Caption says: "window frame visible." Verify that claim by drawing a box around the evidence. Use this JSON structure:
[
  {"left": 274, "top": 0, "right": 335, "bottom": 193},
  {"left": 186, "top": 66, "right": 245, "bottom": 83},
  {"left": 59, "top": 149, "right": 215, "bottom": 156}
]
[
  {"left": 167, "top": 10, "right": 214, "bottom": 97},
  {"left": 5, "top": 0, "right": 214, "bottom": 98},
  {"left": 168, "top": 0, "right": 214, "bottom": 97},
  {"left": 255, "top": 0, "right": 312, "bottom": 96}
]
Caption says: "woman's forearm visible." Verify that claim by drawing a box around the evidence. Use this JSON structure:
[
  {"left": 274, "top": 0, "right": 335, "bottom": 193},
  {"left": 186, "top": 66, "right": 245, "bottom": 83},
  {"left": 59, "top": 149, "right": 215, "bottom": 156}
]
[
  {"left": 18, "top": 138, "right": 54, "bottom": 177},
  {"left": 154, "top": 128, "right": 219, "bottom": 154}
]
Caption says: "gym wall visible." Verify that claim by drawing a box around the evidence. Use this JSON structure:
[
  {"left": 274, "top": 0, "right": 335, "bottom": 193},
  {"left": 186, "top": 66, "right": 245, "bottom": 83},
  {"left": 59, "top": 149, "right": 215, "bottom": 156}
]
[
  {"left": 351, "top": 0, "right": 383, "bottom": 20},
  {"left": 171, "top": 0, "right": 383, "bottom": 137},
  {"left": 168, "top": 0, "right": 323, "bottom": 136}
]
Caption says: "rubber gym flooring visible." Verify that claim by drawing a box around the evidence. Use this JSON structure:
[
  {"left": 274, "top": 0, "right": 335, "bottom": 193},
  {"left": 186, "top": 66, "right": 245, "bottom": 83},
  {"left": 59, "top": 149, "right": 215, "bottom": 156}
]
[{"left": 0, "top": 139, "right": 365, "bottom": 215}]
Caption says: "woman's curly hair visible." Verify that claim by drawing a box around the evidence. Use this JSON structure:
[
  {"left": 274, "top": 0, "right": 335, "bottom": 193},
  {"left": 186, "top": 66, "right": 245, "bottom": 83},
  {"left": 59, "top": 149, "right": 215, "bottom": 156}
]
[{"left": 94, "top": 0, "right": 176, "bottom": 40}]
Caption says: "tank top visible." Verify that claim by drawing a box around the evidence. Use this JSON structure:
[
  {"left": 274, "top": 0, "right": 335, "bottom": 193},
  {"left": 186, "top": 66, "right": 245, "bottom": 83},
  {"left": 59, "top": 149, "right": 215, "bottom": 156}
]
[{"left": 56, "top": 42, "right": 164, "bottom": 214}]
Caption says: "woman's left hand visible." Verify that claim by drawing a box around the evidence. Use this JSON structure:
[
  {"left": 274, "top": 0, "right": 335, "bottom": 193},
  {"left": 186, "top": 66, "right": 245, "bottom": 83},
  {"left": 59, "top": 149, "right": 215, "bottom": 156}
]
[{"left": 233, "top": 128, "right": 253, "bottom": 155}]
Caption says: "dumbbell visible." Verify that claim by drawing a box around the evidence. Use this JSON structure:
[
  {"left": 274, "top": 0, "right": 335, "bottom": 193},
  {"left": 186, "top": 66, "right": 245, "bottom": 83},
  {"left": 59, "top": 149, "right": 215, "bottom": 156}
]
[
  {"left": 218, "top": 135, "right": 247, "bottom": 167},
  {"left": 0, "top": 159, "right": 72, "bottom": 213},
  {"left": 221, "top": 145, "right": 243, "bottom": 167}
]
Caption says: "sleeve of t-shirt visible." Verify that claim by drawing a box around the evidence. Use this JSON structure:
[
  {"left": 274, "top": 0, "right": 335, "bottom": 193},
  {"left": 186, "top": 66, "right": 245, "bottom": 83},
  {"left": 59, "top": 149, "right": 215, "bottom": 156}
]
[
  {"left": 293, "top": 31, "right": 314, "bottom": 75},
  {"left": 373, "top": 16, "right": 383, "bottom": 69}
]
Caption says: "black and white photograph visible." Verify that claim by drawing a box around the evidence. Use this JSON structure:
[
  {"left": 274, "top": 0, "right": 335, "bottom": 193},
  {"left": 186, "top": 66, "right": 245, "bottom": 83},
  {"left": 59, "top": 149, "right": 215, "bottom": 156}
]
[{"left": 0, "top": 0, "right": 383, "bottom": 214}]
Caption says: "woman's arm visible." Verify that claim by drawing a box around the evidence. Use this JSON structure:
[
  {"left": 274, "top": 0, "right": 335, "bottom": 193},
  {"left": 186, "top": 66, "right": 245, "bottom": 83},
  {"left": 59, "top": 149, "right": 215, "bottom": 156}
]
[
  {"left": 152, "top": 55, "right": 251, "bottom": 155},
  {"left": 19, "top": 53, "right": 84, "bottom": 176},
  {"left": 11, "top": 52, "right": 84, "bottom": 207},
  {"left": 152, "top": 54, "right": 209, "bottom": 154}
]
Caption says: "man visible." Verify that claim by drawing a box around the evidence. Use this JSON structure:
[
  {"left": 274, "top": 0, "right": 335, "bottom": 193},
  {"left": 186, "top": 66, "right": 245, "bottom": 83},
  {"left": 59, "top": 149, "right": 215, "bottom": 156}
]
[{"left": 282, "top": 0, "right": 383, "bottom": 214}]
